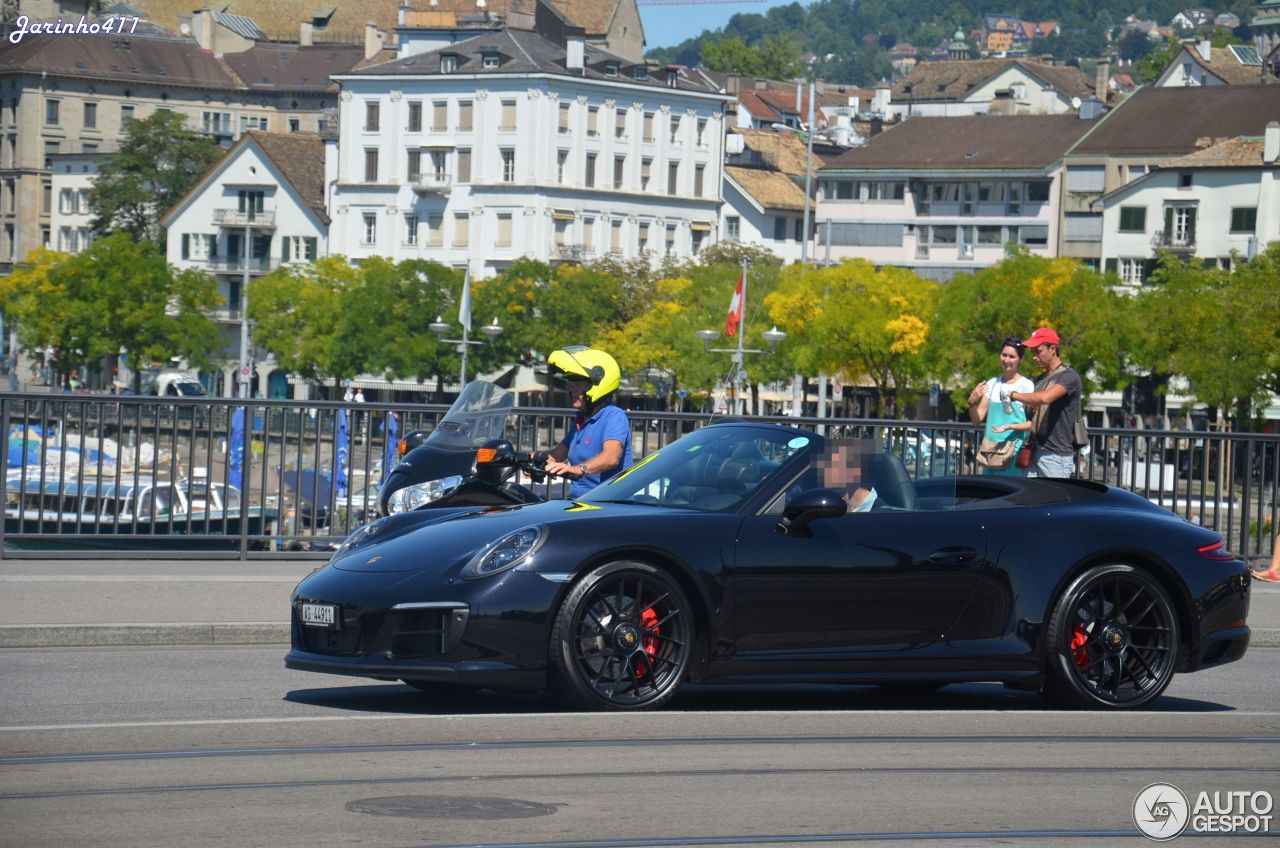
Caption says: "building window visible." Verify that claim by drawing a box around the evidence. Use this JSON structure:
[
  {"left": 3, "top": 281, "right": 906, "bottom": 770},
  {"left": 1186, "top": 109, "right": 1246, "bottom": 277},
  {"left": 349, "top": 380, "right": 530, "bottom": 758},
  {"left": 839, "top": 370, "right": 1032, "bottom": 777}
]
[
  {"left": 611, "top": 219, "right": 623, "bottom": 253},
  {"left": 1119, "top": 258, "right": 1145, "bottom": 285},
  {"left": 613, "top": 156, "right": 625, "bottom": 190},
  {"left": 1178, "top": 172, "right": 1193, "bottom": 189},
  {"left": 440, "top": 54, "right": 457, "bottom": 73},
  {"left": 501, "top": 148, "right": 515, "bottom": 182},
  {"left": 643, "top": 112, "right": 654, "bottom": 142},
  {"left": 557, "top": 150, "right": 569, "bottom": 184},
  {"left": 289, "top": 117, "right": 300, "bottom": 133},
  {"left": 454, "top": 214, "right": 469, "bottom": 248},
  {"left": 83, "top": 101, "right": 97, "bottom": 129},
  {"left": 431, "top": 101, "right": 447, "bottom": 133},
  {"left": 559, "top": 102, "right": 571, "bottom": 134},
  {"left": 665, "top": 224, "right": 676, "bottom": 255},
  {"left": 615, "top": 109, "right": 627, "bottom": 139},
  {"left": 773, "top": 217, "right": 787, "bottom": 241},
  {"left": 725, "top": 216, "right": 740, "bottom": 241},
  {"left": 605, "top": 62, "right": 619, "bottom": 77},
  {"left": 121, "top": 104, "right": 134, "bottom": 124},
  {"left": 407, "top": 149, "right": 421, "bottom": 182},
  {"left": 362, "top": 213, "right": 377, "bottom": 246},
  {"left": 1167, "top": 206, "right": 1196, "bottom": 245},
  {"left": 696, "top": 117, "right": 707, "bottom": 147},
  {"left": 977, "top": 225, "right": 1003, "bottom": 245},
  {"left": 58, "top": 187, "right": 75, "bottom": 214},
  {"left": 500, "top": 100, "right": 516, "bottom": 132},
  {"left": 44, "top": 140, "right": 60, "bottom": 170},
  {"left": 667, "top": 161, "right": 679, "bottom": 196},
  {"left": 1118, "top": 206, "right": 1146, "bottom": 232},
  {"left": 634, "top": 66, "right": 648, "bottom": 80},
  {"left": 42, "top": 182, "right": 51, "bottom": 214},
  {"left": 1025, "top": 181, "right": 1050, "bottom": 203},
  {"left": 364, "top": 101, "right": 379, "bottom": 131},
  {"left": 45, "top": 99, "right": 59, "bottom": 125},
  {"left": 639, "top": 222, "right": 650, "bottom": 253},
  {"left": 458, "top": 101, "right": 473, "bottom": 132},
  {"left": 694, "top": 164, "right": 705, "bottom": 197},
  {"left": 455, "top": 148, "right": 471, "bottom": 183},
  {"left": 585, "top": 152, "right": 597, "bottom": 187},
  {"left": 691, "top": 227, "right": 707, "bottom": 254},
  {"left": 404, "top": 214, "right": 418, "bottom": 245},
  {"left": 931, "top": 225, "right": 958, "bottom": 245},
  {"left": 587, "top": 106, "right": 599, "bottom": 137},
  {"left": 364, "top": 148, "right": 378, "bottom": 182},
  {"left": 670, "top": 116, "right": 681, "bottom": 143},
  {"left": 582, "top": 217, "right": 596, "bottom": 252},
  {"left": 428, "top": 150, "right": 447, "bottom": 179},
  {"left": 483, "top": 52, "right": 500, "bottom": 69},
  {"left": 1230, "top": 207, "right": 1257, "bottom": 233},
  {"left": 202, "top": 111, "right": 230, "bottom": 134},
  {"left": 495, "top": 213, "right": 513, "bottom": 248},
  {"left": 640, "top": 157, "right": 652, "bottom": 191},
  {"left": 407, "top": 101, "right": 422, "bottom": 132},
  {"left": 237, "top": 190, "right": 265, "bottom": 215},
  {"left": 426, "top": 214, "right": 444, "bottom": 248},
  {"left": 239, "top": 115, "right": 268, "bottom": 133}
]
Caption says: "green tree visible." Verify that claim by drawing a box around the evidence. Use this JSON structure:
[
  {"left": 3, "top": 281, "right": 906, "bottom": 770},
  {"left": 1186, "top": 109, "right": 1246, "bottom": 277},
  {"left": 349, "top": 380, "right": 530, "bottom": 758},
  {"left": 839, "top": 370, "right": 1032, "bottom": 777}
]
[
  {"left": 248, "top": 256, "right": 356, "bottom": 391},
  {"left": 89, "top": 111, "right": 222, "bottom": 245},
  {"left": 0, "top": 233, "right": 221, "bottom": 385},
  {"left": 701, "top": 34, "right": 802, "bottom": 79},
  {"left": 351, "top": 259, "right": 461, "bottom": 389},
  {"left": 1136, "top": 40, "right": 1180, "bottom": 83}
]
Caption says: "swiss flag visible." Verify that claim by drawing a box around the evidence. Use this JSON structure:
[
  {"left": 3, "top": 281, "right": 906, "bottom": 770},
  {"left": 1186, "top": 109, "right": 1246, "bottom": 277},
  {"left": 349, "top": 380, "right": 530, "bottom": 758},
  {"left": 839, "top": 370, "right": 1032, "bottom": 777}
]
[{"left": 725, "top": 270, "right": 745, "bottom": 337}]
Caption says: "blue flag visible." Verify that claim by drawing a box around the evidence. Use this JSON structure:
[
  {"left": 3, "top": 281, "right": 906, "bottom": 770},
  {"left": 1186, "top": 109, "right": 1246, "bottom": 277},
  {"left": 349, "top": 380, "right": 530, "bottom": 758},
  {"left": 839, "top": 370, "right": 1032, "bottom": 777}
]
[
  {"left": 229, "top": 408, "right": 245, "bottom": 492},
  {"left": 335, "top": 408, "right": 349, "bottom": 499},
  {"left": 383, "top": 410, "right": 399, "bottom": 485}
]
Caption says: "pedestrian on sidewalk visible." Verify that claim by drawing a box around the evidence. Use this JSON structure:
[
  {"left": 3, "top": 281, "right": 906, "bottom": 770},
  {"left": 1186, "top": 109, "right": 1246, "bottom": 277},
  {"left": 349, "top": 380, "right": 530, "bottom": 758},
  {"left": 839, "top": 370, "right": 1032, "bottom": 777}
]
[
  {"left": 1007, "top": 327, "right": 1082, "bottom": 479},
  {"left": 1255, "top": 541, "right": 1280, "bottom": 583}
]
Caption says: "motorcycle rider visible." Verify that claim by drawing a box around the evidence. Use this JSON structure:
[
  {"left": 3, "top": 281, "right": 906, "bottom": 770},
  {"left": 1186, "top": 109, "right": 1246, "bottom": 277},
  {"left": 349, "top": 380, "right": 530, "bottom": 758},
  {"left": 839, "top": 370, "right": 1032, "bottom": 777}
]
[{"left": 542, "top": 346, "right": 633, "bottom": 499}]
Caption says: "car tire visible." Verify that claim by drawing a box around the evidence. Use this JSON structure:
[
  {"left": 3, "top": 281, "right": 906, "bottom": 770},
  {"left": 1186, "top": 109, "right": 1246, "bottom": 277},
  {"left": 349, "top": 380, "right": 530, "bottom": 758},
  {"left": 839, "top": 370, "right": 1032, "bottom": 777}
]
[
  {"left": 1042, "top": 563, "right": 1179, "bottom": 710},
  {"left": 549, "top": 560, "right": 693, "bottom": 711}
]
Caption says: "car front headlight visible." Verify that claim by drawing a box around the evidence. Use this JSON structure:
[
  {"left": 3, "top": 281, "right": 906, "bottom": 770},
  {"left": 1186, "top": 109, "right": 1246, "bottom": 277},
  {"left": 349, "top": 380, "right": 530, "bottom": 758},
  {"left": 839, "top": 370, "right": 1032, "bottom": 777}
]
[
  {"left": 460, "top": 525, "right": 547, "bottom": 580},
  {"left": 386, "top": 475, "right": 464, "bottom": 514}
]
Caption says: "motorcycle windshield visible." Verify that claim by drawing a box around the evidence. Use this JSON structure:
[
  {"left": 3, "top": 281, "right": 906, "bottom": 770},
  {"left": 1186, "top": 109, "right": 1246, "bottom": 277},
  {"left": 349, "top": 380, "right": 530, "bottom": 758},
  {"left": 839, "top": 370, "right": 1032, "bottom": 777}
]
[{"left": 425, "top": 381, "right": 515, "bottom": 450}]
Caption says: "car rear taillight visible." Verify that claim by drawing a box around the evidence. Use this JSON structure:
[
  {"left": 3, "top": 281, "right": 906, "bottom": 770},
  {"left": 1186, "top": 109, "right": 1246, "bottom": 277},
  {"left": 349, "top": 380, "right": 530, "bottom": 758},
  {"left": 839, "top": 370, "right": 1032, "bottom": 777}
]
[{"left": 1198, "top": 540, "right": 1236, "bottom": 561}]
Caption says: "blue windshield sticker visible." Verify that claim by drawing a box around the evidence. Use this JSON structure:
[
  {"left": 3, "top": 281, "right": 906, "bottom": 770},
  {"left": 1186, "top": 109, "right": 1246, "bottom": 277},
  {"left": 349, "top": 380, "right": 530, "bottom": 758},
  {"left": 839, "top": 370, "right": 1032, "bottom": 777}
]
[{"left": 788, "top": 436, "right": 810, "bottom": 449}]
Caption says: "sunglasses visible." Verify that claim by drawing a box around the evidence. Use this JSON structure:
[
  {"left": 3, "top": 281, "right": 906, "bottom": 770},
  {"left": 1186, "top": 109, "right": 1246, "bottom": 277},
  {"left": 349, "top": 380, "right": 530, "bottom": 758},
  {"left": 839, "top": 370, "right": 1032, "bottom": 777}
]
[{"left": 1002, "top": 338, "right": 1026, "bottom": 355}]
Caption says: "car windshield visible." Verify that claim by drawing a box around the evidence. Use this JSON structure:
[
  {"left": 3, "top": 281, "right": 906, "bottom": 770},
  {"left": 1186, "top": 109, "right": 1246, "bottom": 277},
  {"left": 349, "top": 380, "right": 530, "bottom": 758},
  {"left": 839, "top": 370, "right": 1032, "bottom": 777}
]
[
  {"left": 582, "top": 425, "right": 813, "bottom": 512},
  {"left": 425, "top": 380, "right": 514, "bottom": 450}
]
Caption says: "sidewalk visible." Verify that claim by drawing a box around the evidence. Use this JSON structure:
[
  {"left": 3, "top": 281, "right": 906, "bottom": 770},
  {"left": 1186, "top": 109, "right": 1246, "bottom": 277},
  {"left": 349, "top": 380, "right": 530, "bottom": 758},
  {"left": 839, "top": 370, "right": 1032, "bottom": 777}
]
[{"left": 0, "top": 559, "right": 1277, "bottom": 649}]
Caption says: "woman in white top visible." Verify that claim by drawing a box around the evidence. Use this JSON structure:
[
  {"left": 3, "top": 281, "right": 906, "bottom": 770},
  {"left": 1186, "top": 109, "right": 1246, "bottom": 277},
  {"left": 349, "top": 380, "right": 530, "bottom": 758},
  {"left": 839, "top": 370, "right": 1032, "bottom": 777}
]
[{"left": 967, "top": 337, "right": 1036, "bottom": 477}]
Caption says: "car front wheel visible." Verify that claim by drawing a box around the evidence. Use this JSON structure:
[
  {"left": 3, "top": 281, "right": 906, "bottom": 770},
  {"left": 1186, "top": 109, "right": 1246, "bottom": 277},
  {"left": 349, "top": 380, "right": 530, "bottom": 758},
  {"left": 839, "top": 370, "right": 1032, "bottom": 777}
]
[
  {"left": 1043, "top": 563, "right": 1179, "bottom": 709},
  {"left": 549, "top": 561, "right": 692, "bottom": 711}
]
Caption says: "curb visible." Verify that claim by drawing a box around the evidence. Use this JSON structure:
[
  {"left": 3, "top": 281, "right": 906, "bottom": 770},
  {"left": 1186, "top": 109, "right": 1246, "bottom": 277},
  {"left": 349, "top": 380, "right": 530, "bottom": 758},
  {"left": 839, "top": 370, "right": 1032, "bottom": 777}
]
[
  {"left": 1, "top": 625, "right": 1277, "bottom": 650},
  {"left": 0, "top": 622, "right": 289, "bottom": 649}
]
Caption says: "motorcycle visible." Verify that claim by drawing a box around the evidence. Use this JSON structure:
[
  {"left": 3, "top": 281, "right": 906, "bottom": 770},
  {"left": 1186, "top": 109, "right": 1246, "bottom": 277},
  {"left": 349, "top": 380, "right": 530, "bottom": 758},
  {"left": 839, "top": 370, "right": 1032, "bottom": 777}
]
[{"left": 379, "top": 381, "right": 558, "bottom": 515}]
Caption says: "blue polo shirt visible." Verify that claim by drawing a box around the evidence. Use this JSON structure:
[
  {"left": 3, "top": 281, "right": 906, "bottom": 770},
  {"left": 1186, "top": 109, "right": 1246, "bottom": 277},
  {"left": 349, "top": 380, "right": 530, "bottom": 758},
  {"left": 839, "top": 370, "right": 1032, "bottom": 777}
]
[{"left": 559, "top": 402, "right": 632, "bottom": 498}]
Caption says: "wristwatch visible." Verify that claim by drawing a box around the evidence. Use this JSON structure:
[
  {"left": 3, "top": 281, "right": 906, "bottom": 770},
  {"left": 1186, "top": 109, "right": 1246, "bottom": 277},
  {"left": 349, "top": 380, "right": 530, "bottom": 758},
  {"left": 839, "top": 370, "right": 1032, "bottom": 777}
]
[{"left": 579, "top": 464, "right": 588, "bottom": 477}]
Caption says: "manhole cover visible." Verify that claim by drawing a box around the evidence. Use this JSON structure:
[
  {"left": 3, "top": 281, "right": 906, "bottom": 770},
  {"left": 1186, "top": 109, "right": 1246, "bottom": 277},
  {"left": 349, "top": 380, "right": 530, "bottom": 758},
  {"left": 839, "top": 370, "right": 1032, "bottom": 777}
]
[{"left": 346, "top": 795, "right": 558, "bottom": 820}]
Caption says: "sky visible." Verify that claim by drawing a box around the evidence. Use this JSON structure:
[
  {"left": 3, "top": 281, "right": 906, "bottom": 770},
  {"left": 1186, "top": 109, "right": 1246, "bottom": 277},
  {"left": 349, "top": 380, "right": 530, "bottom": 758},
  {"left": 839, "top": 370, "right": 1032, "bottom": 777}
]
[{"left": 639, "top": 0, "right": 819, "bottom": 50}]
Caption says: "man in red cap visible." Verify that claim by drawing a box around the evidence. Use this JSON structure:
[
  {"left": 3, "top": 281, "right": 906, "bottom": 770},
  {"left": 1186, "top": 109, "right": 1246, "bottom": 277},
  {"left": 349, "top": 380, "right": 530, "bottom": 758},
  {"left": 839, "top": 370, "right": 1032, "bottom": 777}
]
[{"left": 1006, "top": 327, "right": 1082, "bottom": 478}]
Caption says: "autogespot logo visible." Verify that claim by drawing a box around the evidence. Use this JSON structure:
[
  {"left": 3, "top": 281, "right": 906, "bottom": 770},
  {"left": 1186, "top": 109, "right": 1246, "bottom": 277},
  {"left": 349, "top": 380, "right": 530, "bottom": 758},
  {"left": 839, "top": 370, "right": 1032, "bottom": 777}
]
[{"left": 1134, "top": 783, "right": 1190, "bottom": 841}]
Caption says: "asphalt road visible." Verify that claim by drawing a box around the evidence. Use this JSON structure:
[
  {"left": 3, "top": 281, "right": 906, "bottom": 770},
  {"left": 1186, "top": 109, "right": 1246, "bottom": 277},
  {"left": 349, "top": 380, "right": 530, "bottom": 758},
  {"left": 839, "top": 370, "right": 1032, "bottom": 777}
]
[{"left": 1, "top": 645, "right": 1278, "bottom": 847}]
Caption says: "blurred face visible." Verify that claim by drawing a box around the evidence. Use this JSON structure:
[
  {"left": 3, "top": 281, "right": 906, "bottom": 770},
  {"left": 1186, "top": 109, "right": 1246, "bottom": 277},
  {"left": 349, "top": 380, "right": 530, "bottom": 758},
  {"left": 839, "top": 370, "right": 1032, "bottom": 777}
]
[
  {"left": 818, "top": 444, "right": 865, "bottom": 493},
  {"left": 567, "top": 379, "right": 591, "bottom": 409}
]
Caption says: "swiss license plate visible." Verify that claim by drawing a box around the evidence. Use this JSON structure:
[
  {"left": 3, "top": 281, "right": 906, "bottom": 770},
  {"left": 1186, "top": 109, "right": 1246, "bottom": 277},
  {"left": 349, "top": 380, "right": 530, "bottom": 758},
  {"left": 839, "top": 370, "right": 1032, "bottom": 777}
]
[{"left": 301, "top": 603, "right": 336, "bottom": 627}]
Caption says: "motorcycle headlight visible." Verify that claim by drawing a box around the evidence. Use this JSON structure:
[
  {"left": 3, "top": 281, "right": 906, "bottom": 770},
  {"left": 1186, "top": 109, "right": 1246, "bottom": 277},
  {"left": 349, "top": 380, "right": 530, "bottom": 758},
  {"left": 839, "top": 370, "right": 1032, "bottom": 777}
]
[
  {"left": 330, "top": 516, "right": 388, "bottom": 562},
  {"left": 460, "top": 525, "right": 547, "bottom": 580},
  {"left": 386, "top": 475, "right": 464, "bottom": 514}
]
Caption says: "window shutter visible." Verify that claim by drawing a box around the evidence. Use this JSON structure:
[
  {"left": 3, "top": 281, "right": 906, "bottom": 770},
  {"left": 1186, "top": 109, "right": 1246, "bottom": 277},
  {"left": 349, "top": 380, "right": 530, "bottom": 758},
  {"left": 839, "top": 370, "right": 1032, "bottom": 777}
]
[
  {"left": 281, "top": 236, "right": 289, "bottom": 262},
  {"left": 1164, "top": 206, "right": 1173, "bottom": 238},
  {"left": 1105, "top": 258, "right": 1117, "bottom": 274},
  {"left": 1186, "top": 207, "right": 1197, "bottom": 242},
  {"left": 1143, "top": 258, "right": 1158, "bottom": 280},
  {"left": 181, "top": 234, "right": 189, "bottom": 259},
  {"left": 305, "top": 237, "right": 317, "bottom": 260}
]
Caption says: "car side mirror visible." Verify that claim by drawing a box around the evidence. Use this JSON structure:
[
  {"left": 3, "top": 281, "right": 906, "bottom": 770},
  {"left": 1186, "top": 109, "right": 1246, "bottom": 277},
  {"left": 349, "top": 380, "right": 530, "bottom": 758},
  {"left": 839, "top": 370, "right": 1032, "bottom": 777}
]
[{"left": 777, "top": 487, "right": 847, "bottom": 534}]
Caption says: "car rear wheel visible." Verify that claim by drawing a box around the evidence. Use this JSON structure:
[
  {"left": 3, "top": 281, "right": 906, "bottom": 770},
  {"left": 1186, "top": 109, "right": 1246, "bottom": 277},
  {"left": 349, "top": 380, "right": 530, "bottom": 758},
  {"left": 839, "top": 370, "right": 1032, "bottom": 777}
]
[
  {"left": 1043, "top": 564, "right": 1179, "bottom": 709},
  {"left": 549, "top": 561, "right": 692, "bottom": 711}
]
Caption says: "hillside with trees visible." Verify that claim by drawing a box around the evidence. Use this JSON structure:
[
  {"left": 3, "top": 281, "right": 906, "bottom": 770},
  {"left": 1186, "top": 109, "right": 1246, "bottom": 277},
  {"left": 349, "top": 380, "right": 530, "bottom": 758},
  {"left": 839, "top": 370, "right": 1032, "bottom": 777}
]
[{"left": 647, "top": 0, "right": 1257, "bottom": 86}]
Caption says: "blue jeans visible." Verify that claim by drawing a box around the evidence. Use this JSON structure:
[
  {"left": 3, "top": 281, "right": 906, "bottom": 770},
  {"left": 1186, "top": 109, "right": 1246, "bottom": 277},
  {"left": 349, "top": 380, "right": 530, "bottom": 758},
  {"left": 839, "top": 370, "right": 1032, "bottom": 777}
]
[{"left": 1030, "top": 449, "right": 1075, "bottom": 479}]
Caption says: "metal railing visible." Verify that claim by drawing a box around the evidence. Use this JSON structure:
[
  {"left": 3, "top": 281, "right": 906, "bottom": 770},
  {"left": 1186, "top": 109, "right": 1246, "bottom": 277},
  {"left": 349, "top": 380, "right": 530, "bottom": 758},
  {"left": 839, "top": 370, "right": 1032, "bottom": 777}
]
[{"left": 1, "top": 392, "right": 1276, "bottom": 563}]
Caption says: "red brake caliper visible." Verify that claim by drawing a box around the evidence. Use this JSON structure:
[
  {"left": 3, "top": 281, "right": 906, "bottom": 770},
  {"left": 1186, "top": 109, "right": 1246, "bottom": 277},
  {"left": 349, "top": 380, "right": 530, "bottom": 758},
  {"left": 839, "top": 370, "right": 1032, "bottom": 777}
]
[
  {"left": 636, "top": 607, "right": 660, "bottom": 678},
  {"left": 1070, "top": 624, "right": 1090, "bottom": 667}
]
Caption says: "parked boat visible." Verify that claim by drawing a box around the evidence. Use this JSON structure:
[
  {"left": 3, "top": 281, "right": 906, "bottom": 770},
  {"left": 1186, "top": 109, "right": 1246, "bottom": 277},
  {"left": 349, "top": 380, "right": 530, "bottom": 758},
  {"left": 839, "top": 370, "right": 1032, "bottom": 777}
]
[{"left": 2, "top": 474, "right": 278, "bottom": 551}]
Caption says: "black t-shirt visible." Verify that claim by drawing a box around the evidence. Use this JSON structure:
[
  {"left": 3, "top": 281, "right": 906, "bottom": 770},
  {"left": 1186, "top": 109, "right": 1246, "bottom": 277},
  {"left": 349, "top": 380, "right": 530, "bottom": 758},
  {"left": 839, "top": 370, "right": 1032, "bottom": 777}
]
[{"left": 1036, "top": 365, "right": 1082, "bottom": 454}]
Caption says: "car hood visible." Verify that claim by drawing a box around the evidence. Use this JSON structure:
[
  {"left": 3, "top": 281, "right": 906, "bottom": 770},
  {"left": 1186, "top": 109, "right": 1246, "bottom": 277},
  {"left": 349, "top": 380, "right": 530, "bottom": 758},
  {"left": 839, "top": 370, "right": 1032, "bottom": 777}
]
[{"left": 330, "top": 499, "right": 680, "bottom": 574}]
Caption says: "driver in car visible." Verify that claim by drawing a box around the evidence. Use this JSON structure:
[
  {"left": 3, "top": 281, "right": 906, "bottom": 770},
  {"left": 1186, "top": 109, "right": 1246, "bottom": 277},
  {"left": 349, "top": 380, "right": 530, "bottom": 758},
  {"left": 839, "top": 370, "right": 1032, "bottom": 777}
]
[
  {"left": 817, "top": 440, "right": 880, "bottom": 513},
  {"left": 542, "top": 346, "right": 633, "bottom": 499}
]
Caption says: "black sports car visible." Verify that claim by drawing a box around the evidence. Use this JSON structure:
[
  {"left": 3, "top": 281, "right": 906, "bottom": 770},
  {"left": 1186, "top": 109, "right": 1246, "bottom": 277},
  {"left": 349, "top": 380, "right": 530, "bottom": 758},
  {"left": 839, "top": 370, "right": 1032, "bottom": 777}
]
[{"left": 286, "top": 422, "right": 1252, "bottom": 711}]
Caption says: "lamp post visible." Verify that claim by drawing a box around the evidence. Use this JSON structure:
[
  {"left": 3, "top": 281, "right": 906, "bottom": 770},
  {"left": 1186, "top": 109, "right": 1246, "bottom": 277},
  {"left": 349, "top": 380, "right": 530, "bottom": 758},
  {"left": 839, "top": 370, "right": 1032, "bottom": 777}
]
[
  {"left": 696, "top": 324, "right": 786, "bottom": 416},
  {"left": 430, "top": 315, "right": 503, "bottom": 388}
]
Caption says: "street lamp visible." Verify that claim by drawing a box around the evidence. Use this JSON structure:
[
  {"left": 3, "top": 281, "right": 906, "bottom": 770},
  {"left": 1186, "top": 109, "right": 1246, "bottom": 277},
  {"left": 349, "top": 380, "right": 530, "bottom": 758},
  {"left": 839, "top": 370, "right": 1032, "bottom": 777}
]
[
  {"left": 696, "top": 324, "right": 786, "bottom": 416},
  {"left": 430, "top": 315, "right": 503, "bottom": 387}
]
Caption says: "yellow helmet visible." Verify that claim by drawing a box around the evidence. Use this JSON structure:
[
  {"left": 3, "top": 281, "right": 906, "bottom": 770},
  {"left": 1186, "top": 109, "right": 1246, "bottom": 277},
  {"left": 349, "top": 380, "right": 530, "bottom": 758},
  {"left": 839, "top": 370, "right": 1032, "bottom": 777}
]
[{"left": 547, "top": 346, "right": 621, "bottom": 403}]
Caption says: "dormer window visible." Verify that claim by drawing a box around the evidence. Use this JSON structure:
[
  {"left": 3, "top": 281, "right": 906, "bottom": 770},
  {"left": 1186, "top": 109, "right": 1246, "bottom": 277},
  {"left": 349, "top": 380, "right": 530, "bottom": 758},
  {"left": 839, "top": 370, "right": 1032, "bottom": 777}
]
[
  {"left": 440, "top": 53, "right": 458, "bottom": 73},
  {"left": 666, "top": 71, "right": 678, "bottom": 88},
  {"left": 482, "top": 52, "right": 500, "bottom": 69},
  {"left": 633, "top": 66, "right": 648, "bottom": 80},
  {"left": 605, "top": 62, "right": 619, "bottom": 77}
]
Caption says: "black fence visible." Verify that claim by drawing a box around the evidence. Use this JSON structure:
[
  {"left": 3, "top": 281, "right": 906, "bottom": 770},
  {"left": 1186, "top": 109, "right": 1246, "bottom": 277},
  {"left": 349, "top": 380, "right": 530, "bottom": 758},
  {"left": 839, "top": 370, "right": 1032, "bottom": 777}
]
[{"left": 2, "top": 392, "right": 1277, "bottom": 563}]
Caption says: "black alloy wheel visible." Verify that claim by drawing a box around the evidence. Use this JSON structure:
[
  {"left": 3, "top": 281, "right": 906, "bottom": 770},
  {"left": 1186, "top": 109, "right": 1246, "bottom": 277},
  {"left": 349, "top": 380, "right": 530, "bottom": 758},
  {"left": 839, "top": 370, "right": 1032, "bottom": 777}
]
[
  {"left": 1043, "top": 564, "right": 1179, "bottom": 709},
  {"left": 549, "top": 561, "right": 693, "bottom": 711}
]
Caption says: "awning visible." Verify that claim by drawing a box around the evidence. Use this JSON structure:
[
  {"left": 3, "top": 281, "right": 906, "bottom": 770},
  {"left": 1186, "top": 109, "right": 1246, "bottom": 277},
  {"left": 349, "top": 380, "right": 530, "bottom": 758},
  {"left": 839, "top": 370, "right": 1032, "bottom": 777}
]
[
  {"left": 690, "top": 222, "right": 713, "bottom": 232},
  {"left": 551, "top": 209, "right": 576, "bottom": 221}
]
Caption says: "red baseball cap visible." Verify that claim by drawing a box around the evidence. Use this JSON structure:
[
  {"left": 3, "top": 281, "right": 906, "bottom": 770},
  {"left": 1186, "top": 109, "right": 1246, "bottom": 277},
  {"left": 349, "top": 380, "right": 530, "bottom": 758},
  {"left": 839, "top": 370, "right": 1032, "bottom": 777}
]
[{"left": 1023, "top": 327, "right": 1060, "bottom": 348}]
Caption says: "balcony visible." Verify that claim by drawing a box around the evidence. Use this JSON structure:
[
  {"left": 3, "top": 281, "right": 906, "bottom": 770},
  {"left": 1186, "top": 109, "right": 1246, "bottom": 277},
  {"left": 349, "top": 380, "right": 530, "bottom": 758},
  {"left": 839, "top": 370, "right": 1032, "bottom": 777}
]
[
  {"left": 1152, "top": 230, "right": 1195, "bottom": 254},
  {"left": 553, "top": 243, "right": 595, "bottom": 261},
  {"left": 214, "top": 209, "right": 276, "bottom": 228},
  {"left": 410, "top": 172, "right": 452, "bottom": 195},
  {"left": 205, "top": 256, "right": 279, "bottom": 275}
]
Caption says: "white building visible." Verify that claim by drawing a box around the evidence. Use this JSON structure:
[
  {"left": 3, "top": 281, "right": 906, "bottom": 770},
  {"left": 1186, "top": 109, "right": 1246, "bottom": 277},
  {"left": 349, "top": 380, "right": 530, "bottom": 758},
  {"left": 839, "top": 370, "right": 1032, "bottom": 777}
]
[
  {"left": 720, "top": 129, "right": 819, "bottom": 263},
  {"left": 327, "top": 17, "right": 730, "bottom": 277},
  {"left": 1155, "top": 41, "right": 1267, "bottom": 86},
  {"left": 161, "top": 131, "right": 330, "bottom": 397},
  {"left": 885, "top": 59, "right": 1098, "bottom": 119},
  {"left": 48, "top": 150, "right": 102, "bottom": 254},
  {"left": 1095, "top": 124, "right": 1280, "bottom": 286}
]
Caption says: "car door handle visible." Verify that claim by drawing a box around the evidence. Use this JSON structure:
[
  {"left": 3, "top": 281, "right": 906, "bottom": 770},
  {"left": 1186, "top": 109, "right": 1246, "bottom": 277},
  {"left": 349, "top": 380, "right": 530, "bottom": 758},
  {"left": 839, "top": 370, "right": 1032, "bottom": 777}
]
[{"left": 928, "top": 547, "right": 978, "bottom": 564}]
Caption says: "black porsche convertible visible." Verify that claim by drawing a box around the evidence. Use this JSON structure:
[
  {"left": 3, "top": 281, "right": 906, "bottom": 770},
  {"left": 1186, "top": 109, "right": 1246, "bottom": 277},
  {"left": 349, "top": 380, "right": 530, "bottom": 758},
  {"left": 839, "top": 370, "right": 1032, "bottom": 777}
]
[{"left": 286, "top": 422, "right": 1251, "bottom": 711}]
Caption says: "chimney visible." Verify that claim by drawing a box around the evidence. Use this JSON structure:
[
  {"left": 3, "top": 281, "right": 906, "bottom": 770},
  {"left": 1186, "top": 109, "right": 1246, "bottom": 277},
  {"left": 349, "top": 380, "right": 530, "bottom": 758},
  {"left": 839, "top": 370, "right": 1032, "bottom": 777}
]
[
  {"left": 365, "top": 22, "right": 384, "bottom": 60},
  {"left": 1095, "top": 57, "right": 1109, "bottom": 103},
  {"left": 191, "top": 8, "right": 213, "bottom": 51},
  {"left": 754, "top": 78, "right": 768, "bottom": 90},
  {"left": 1197, "top": 38, "right": 1211, "bottom": 61},
  {"left": 873, "top": 80, "right": 891, "bottom": 115},
  {"left": 566, "top": 37, "right": 585, "bottom": 72},
  {"left": 300, "top": 21, "right": 313, "bottom": 47},
  {"left": 1266, "top": 121, "right": 1280, "bottom": 163},
  {"left": 725, "top": 73, "right": 740, "bottom": 95}
]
